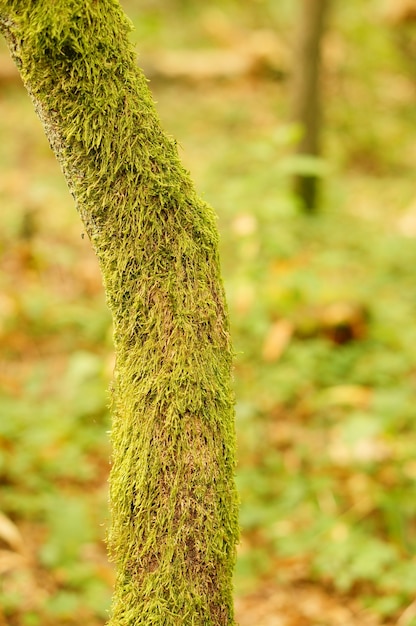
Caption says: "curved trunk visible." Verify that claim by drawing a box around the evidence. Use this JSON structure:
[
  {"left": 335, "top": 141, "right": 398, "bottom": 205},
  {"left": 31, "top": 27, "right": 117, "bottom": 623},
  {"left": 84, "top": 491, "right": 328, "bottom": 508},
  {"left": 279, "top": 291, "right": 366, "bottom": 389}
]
[{"left": 0, "top": 2, "right": 239, "bottom": 624}]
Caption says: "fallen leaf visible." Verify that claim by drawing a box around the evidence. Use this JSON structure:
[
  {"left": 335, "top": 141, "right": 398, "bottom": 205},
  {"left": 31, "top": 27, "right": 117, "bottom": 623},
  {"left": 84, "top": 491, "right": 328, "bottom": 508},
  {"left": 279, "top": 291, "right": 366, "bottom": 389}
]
[
  {"left": 0, "top": 549, "right": 26, "bottom": 575},
  {"left": 322, "top": 385, "right": 372, "bottom": 408},
  {"left": 0, "top": 511, "right": 25, "bottom": 554},
  {"left": 262, "top": 319, "right": 294, "bottom": 362}
]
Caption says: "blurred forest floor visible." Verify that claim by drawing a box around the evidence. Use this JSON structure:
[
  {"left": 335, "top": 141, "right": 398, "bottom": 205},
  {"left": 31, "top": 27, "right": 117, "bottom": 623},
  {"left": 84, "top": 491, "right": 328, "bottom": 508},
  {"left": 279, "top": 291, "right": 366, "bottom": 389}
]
[{"left": 2, "top": 1, "right": 416, "bottom": 625}]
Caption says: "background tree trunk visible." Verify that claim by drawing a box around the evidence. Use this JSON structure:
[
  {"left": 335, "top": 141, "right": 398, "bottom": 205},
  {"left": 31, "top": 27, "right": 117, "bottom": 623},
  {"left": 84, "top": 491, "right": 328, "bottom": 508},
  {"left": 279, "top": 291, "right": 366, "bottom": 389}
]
[
  {"left": 292, "top": 0, "right": 329, "bottom": 211},
  {"left": 0, "top": 2, "right": 239, "bottom": 624}
]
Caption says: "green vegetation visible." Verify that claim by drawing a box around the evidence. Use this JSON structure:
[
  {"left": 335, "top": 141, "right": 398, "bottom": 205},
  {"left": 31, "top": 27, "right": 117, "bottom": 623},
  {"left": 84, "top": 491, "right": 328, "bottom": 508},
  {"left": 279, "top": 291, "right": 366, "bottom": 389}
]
[{"left": 1, "top": 0, "right": 416, "bottom": 624}]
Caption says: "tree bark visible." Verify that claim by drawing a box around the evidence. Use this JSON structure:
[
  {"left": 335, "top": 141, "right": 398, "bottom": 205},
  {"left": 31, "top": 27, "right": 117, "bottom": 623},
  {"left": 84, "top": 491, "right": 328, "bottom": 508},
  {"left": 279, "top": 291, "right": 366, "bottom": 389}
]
[
  {"left": 292, "top": 0, "right": 329, "bottom": 211},
  {"left": 0, "top": 2, "right": 239, "bottom": 624}
]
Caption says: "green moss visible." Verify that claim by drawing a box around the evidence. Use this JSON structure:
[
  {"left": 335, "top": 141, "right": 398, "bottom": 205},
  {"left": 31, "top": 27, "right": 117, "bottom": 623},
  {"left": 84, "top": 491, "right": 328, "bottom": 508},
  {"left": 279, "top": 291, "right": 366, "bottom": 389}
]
[{"left": 0, "top": 1, "right": 239, "bottom": 624}]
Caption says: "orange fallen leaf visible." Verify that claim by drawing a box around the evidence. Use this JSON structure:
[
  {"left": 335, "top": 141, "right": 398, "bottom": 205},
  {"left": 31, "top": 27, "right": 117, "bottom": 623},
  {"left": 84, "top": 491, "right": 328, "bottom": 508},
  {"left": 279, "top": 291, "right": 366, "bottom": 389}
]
[
  {"left": 0, "top": 549, "right": 26, "bottom": 575},
  {"left": 0, "top": 511, "right": 25, "bottom": 554},
  {"left": 262, "top": 319, "right": 293, "bottom": 362}
]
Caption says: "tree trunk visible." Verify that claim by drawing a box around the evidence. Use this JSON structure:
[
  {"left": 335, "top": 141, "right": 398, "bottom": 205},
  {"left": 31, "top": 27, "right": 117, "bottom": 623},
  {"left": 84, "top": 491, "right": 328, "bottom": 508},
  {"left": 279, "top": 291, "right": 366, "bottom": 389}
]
[
  {"left": 0, "top": 2, "right": 239, "bottom": 624},
  {"left": 292, "top": 0, "right": 329, "bottom": 211}
]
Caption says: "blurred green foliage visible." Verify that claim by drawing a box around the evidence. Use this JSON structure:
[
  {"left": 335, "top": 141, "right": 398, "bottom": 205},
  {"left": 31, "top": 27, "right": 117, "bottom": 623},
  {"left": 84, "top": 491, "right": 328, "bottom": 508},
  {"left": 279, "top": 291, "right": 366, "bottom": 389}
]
[{"left": 1, "top": 0, "right": 416, "bottom": 624}]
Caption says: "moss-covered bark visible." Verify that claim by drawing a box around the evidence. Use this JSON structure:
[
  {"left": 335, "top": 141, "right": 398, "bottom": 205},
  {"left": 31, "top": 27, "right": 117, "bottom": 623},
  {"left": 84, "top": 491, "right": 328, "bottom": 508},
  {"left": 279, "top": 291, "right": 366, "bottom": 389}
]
[{"left": 0, "top": 1, "right": 239, "bottom": 624}]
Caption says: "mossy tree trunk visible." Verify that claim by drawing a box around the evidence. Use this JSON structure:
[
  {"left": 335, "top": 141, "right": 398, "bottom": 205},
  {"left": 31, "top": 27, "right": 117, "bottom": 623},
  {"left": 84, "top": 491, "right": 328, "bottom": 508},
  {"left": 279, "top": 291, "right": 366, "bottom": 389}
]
[
  {"left": 0, "top": 2, "right": 239, "bottom": 624},
  {"left": 292, "top": 0, "right": 329, "bottom": 212}
]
